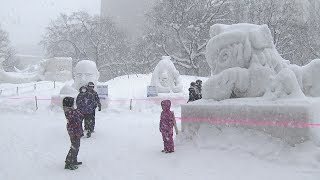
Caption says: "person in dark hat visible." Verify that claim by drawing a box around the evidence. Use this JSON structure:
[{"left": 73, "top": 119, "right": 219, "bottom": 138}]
[
  {"left": 195, "top": 79, "right": 203, "bottom": 100},
  {"left": 85, "top": 82, "right": 101, "bottom": 137},
  {"left": 63, "top": 97, "right": 84, "bottom": 170},
  {"left": 188, "top": 82, "right": 198, "bottom": 103}
]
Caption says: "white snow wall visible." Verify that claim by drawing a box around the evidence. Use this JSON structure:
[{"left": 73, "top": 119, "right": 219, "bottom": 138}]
[{"left": 181, "top": 100, "right": 318, "bottom": 145}]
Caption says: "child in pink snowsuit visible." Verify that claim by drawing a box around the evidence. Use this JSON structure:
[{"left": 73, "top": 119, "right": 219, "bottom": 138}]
[{"left": 160, "top": 100, "right": 176, "bottom": 153}]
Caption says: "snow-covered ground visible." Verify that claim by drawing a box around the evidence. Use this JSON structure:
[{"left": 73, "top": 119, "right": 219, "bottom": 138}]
[{"left": 1, "top": 74, "right": 320, "bottom": 180}]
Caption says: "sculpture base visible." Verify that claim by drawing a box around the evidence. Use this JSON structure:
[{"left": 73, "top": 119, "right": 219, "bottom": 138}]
[{"left": 181, "top": 98, "right": 320, "bottom": 145}]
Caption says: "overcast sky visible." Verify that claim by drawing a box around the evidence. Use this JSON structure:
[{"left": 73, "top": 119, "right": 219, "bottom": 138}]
[{"left": 0, "top": 0, "right": 154, "bottom": 56}]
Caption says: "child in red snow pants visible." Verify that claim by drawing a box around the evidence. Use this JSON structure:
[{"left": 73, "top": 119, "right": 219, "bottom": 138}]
[{"left": 160, "top": 100, "right": 176, "bottom": 153}]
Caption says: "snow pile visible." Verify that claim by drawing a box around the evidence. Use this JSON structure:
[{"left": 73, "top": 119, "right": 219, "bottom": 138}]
[
  {"left": 40, "top": 57, "right": 73, "bottom": 82},
  {"left": 0, "top": 57, "right": 41, "bottom": 84},
  {"left": 150, "top": 56, "right": 183, "bottom": 93},
  {"left": 0, "top": 57, "right": 73, "bottom": 84}
]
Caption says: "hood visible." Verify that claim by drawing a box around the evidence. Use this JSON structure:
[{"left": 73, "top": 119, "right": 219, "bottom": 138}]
[{"left": 161, "top": 100, "right": 171, "bottom": 111}]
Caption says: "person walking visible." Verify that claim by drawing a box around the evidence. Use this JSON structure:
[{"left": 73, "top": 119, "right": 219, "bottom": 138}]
[{"left": 85, "top": 82, "right": 101, "bottom": 138}]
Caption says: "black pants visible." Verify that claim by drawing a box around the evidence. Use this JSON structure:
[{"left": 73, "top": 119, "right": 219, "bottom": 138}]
[
  {"left": 65, "top": 136, "right": 80, "bottom": 165},
  {"left": 83, "top": 112, "right": 95, "bottom": 133}
]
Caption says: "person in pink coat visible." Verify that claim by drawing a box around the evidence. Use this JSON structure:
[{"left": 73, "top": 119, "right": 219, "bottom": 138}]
[{"left": 159, "top": 100, "right": 178, "bottom": 153}]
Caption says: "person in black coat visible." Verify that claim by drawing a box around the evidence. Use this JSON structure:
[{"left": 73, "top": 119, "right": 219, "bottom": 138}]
[
  {"left": 188, "top": 82, "right": 197, "bottom": 103},
  {"left": 85, "top": 82, "right": 101, "bottom": 137},
  {"left": 195, "top": 79, "right": 202, "bottom": 100}
]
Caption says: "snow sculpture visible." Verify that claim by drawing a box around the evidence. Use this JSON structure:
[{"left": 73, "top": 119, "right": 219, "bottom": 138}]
[
  {"left": 40, "top": 57, "right": 73, "bottom": 82},
  {"left": 203, "top": 23, "right": 320, "bottom": 100},
  {"left": 60, "top": 60, "right": 100, "bottom": 95},
  {"left": 52, "top": 60, "right": 108, "bottom": 109},
  {"left": 181, "top": 23, "right": 320, "bottom": 145},
  {"left": 150, "top": 56, "right": 183, "bottom": 93},
  {"left": 0, "top": 57, "right": 41, "bottom": 83}
]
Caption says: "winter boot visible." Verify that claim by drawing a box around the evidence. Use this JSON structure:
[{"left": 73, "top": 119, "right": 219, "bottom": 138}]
[
  {"left": 75, "top": 161, "right": 82, "bottom": 165},
  {"left": 165, "top": 150, "right": 174, "bottom": 153},
  {"left": 64, "top": 164, "right": 78, "bottom": 170},
  {"left": 87, "top": 132, "right": 91, "bottom": 138}
]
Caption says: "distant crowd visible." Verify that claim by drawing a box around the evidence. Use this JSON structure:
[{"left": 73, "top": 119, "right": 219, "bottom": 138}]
[{"left": 188, "top": 79, "right": 203, "bottom": 103}]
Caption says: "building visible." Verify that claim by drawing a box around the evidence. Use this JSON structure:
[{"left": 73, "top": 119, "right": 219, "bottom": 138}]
[{"left": 100, "top": 0, "right": 155, "bottom": 37}]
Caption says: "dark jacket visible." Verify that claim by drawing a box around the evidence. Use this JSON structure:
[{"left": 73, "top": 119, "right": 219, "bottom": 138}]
[
  {"left": 64, "top": 107, "right": 84, "bottom": 138},
  {"left": 188, "top": 86, "right": 198, "bottom": 102},
  {"left": 76, "top": 89, "right": 101, "bottom": 114},
  {"left": 88, "top": 88, "right": 101, "bottom": 110},
  {"left": 195, "top": 84, "right": 202, "bottom": 99}
]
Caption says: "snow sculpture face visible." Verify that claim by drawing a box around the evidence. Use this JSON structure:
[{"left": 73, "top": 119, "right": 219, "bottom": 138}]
[
  {"left": 150, "top": 56, "right": 183, "bottom": 93},
  {"left": 159, "top": 72, "right": 170, "bottom": 87},
  {"left": 206, "top": 23, "right": 280, "bottom": 75},
  {"left": 202, "top": 23, "right": 320, "bottom": 100},
  {"left": 74, "top": 60, "right": 100, "bottom": 91}
]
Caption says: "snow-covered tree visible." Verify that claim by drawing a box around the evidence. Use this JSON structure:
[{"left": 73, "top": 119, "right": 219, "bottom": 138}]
[
  {"left": 145, "top": 0, "right": 232, "bottom": 76},
  {"left": 300, "top": 0, "right": 320, "bottom": 64},
  {"left": 0, "top": 24, "right": 16, "bottom": 71},
  {"left": 41, "top": 11, "right": 130, "bottom": 81},
  {"left": 231, "top": 0, "right": 309, "bottom": 65}
]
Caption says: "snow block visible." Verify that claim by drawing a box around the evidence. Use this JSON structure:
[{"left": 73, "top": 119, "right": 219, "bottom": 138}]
[{"left": 181, "top": 99, "right": 320, "bottom": 145}]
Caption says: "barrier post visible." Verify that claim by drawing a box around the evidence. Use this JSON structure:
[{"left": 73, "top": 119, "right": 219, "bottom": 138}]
[
  {"left": 35, "top": 96, "right": 38, "bottom": 110},
  {"left": 130, "top": 99, "right": 133, "bottom": 110}
]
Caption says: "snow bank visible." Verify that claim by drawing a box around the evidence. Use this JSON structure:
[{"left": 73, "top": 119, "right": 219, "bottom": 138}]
[
  {"left": 0, "top": 58, "right": 41, "bottom": 84},
  {"left": 41, "top": 57, "right": 73, "bottom": 82}
]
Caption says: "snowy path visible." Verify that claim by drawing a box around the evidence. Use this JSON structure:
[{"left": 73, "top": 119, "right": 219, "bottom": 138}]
[{"left": 1, "top": 109, "right": 319, "bottom": 180}]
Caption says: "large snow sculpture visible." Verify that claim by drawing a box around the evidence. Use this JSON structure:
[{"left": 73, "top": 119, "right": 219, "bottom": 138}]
[
  {"left": 203, "top": 23, "right": 320, "bottom": 100},
  {"left": 0, "top": 57, "right": 41, "bottom": 83},
  {"left": 150, "top": 56, "right": 183, "bottom": 93},
  {"left": 59, "top": 60, "right": 100, "bottom": 95},
  {"left": 181, "top": 23, "right": 320, "bottom": 145},
  {"left": 51, "top": 60, "right": 108, "bottom": 109}
]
